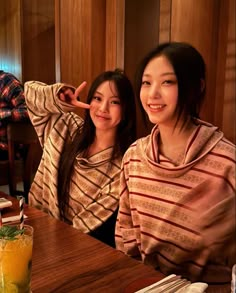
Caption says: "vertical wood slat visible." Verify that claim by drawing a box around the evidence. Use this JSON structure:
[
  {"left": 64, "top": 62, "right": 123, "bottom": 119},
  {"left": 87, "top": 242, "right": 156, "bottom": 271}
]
[
  {"left": 159, "top": 0, "right": 171, "bottom": 43},
  {"left": 55, "top": 0, "right": 61, "bottom": 83},
  {"left": 105, "top": 0, "right": 125, "bottom": 70}
]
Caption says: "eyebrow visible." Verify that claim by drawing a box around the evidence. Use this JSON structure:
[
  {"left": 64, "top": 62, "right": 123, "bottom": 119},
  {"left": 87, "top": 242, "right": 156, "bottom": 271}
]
[
  {"left": 94, "top": 90, "right": 119, "bottom": 98},
  {"left": 143, "top": 72, "right": 176, "bottom": 77}
]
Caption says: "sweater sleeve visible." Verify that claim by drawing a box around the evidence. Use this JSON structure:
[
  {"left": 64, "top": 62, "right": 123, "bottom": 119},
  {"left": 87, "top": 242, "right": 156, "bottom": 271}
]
[{"left": 24, "top": 81, "right": 77, "bottom": 147}]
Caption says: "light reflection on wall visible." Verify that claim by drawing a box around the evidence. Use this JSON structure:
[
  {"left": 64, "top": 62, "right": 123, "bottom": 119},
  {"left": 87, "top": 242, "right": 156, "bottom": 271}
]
[{"left": 0, "top": 58, "right": 21, "bottom": 81}]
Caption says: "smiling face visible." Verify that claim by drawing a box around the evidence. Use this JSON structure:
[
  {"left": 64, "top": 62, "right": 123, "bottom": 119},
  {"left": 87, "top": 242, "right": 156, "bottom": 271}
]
[
  {"left": 140, "top": 55, "right": 179, "bottom": 127},
  {"left": 89, "top": 80, "right": 122, "bottom": 133}
]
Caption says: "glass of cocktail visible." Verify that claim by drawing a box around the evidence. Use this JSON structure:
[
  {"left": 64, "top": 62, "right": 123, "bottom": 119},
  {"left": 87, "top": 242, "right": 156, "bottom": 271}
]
[{"left": 0, "top": 224, "right": 33, "bottom": 292}]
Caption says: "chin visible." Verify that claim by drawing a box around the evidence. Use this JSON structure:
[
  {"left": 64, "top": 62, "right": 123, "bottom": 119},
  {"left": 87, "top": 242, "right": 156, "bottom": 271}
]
[{"left": 147, "top": 116, "right": 160, "bottom": 125}]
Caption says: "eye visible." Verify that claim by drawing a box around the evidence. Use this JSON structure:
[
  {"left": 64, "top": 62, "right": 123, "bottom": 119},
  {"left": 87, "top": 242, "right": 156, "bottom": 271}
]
[
  {"left": 111, "top": 99, "right": 121, "bottom": 105},
  {"left": 93, "top": 96, "right": 101, "bottom": 101},
  {"left": 163, "top": 79, "right": 177, "bottom": 85},
  {"left": 141, "top": 80, "right": 150, "bottom": 86}
]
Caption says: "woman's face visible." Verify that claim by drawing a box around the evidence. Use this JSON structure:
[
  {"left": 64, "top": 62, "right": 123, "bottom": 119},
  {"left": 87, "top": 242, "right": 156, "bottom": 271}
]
[
  {"left": 89, "top": 80, "right": 122, "bottom": 132},
  {"left": 140, "top": 55, "right": 179, "bottom": 127}
]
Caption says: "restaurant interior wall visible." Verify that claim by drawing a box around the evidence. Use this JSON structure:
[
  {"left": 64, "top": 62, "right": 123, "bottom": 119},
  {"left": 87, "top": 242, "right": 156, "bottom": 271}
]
[{"left": 0, "top": 0, "right": 235, "bottom": 142}]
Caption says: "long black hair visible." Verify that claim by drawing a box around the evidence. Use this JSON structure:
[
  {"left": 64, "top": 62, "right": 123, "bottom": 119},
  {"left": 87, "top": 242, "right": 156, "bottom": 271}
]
[
  {"left": 134, "top": 42, "right": 206, "bottom": 129},
  {"left": 58, "top": 69, "right": 136, "bottom": 219}
]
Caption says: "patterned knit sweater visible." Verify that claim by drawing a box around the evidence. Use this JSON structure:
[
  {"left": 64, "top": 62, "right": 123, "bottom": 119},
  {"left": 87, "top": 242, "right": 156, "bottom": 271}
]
[
  {"left": 115, "top": 121, "right": 235, "bottom": 283},
  {"left": 25, "top": 81, "right": 121, "bottom": 233}
]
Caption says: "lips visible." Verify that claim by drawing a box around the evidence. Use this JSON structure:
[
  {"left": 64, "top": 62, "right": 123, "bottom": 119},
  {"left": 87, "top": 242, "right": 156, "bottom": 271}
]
[
  {"left": 96, "top": 114, "right": 110, "bottom": 120},
  {"left": 148, "top": 104, "right": 166, "bottom": 110}
]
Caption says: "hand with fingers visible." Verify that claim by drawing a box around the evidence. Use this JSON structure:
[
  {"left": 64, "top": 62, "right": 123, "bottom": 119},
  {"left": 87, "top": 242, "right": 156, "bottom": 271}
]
[{"left": 58, "top": 81, "right": 90, "bottom": 109}]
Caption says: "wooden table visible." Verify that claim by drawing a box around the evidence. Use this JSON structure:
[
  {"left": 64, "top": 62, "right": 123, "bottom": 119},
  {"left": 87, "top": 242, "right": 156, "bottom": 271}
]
[
  {"left": 0, "top": 192, "right": 231, "bottom": 293},
  {"left": 0, "top": 192, "right": 164, "bottom": 293}
]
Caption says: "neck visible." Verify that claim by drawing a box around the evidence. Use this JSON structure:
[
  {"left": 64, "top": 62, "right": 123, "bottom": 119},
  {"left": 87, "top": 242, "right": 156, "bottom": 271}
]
[
  {"left": 159, "top": 120, "right": 196, "bottom": 147},
  {"left": 88, "top": 130, "right": 116, "bottom": 156},
  {"left": 158, "top": 120, "right": 197, "bottom": 165}
]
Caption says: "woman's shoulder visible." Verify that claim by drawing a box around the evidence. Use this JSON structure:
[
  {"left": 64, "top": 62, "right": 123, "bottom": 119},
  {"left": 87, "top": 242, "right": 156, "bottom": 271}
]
[
  {"left": 123, "top": 134, "right": 151, "bottom": 158},
  {"left": 214, "top": 136, "right": 236, "bottom": 157}
]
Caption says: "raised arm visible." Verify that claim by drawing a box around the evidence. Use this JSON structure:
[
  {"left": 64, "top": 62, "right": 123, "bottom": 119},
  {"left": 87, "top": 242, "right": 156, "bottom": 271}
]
[{"left": 24, "top": 81, "right": 90, "bottom": 147}]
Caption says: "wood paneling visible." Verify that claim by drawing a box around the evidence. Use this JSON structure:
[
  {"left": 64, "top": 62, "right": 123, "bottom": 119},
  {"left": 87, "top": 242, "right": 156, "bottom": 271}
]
[
  {"left": 58, "top": 0, "right": 106, "bottom": 103},
  {"left": 21, "top": 0, "right": 55, "bottom": 83},
  {"left": 105, "top": 0, "right": 125, "bottom": 70},
  {"left": 171, "top": 0, "right": 220, "bottom": 124},
  {"left": 0, "top": 0, "right": 22, "bottom": 80},
  {"left": 222, "top": 0, "right": 235, "bottom": 143},
  {"left": 124, "top": 0, "right": 160, "bottom": 138},
  {"left": 0, "top": 0, "right": 234, "bottom": 143},
  {"left": 0, "top": 0, "right": 55, "bottom": 84},
  {"left": 170, "top": 0, "right": 235, "bottom": 143},
  {"left": 159, "top": 0, "right": 171, "bottom": 43}
]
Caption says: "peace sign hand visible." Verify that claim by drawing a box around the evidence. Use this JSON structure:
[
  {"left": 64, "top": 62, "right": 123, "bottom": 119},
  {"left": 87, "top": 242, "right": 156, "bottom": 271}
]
[{"left": 58, "top": 81, "right": 90, "bottom": 109}]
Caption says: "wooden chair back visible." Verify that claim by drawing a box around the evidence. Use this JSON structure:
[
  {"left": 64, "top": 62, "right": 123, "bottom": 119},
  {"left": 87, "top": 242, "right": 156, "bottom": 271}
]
[{"left": 0, "top": 121, "right": 42, "bottom": 201}]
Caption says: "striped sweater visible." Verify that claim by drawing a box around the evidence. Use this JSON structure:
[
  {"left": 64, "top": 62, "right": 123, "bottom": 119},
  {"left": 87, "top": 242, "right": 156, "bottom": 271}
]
[
  {"left": 25, "top": 81, "right": 121, "bottom": 233},
  {"left": 115, "top": 122, "right": 235, "bottom": 283}
]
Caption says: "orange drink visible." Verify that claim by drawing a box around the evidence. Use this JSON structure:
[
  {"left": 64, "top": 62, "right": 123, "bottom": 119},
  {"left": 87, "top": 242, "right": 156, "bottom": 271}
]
[{"left": 0, "top": 225, "right": 33, "bottom": 292}]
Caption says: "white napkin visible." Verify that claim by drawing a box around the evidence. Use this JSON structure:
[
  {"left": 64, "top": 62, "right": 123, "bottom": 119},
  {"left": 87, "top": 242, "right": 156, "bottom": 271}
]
[
  {"left": 135, "top": 274, "right": 208, "bottom": 293},
  {"left": 176, "top": 282, "right": 208, "bottom": 293},
  {"left": 135, "top": 274, "right": 177, "bottom": 293},
  {"left": 2, "top": 214, "right": 28, "bottom": 223},
  {"left": 231, "top": 264, "right": 236, "bottom": 293}
]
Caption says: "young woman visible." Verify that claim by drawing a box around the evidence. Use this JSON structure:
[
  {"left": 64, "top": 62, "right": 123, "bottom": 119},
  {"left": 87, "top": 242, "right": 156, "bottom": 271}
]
[
  {"left": 115, "top": 43, "right": 235, "bottom": 283},
  {"left": 25, "top": 69, "right": 136, "bottom": 247}
]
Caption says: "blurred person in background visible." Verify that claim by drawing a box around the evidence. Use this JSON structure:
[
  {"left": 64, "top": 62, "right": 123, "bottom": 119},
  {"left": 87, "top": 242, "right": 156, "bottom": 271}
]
[{"left": 0, "top": 70, "right": 29, "bottom": 160}]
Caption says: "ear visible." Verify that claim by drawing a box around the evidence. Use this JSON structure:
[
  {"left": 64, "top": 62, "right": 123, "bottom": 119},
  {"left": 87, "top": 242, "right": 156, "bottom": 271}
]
[{"left": 200, "top": 78, "right": 205, "bottom": 93}]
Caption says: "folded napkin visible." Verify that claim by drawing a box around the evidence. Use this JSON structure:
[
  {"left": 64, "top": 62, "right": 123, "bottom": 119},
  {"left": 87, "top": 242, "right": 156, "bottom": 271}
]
[
  {"left": 177, "top": 283, "right": 208, "bottom": 293},
  {"left": 2, "top": 214, "right": 28, "bottom": 223},
  {"left": 135, "top": 274, "right": 208, "bottom": 293},
  {"left": 231, "top": 264, "right": 236, "bottom": 293}
]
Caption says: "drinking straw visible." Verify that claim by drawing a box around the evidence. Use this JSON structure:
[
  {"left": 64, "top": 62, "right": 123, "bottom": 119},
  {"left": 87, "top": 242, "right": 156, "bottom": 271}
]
[{"left": 18, "top": 196, "right": 25, "bottom": 230}]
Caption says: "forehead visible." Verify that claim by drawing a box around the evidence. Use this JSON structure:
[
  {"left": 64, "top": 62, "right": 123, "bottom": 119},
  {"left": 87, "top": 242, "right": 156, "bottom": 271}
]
[
  {"left": 96, "top": 80, "right": 117, "bottom": 95},
  {"left": 144, "top": 55, "right": 174, "bottom": 76}
]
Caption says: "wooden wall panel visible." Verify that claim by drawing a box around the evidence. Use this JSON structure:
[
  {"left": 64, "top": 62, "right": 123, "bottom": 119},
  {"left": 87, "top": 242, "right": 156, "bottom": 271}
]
[
  {"left": 222, "top": 0, "right": 235, "bottom": 143},
  {"left": 159, "top": 0, "right": 171, "bottom": 43},
  {"left": 21, "top": 0, "right": 55, "bottom": 83},
  {"left": 171, "top": 0, "right": 235, "bottom": 143},
  {"left": 0, "top": 0, "right": 22, "bottom": 80},
  {"left": 105, "top": 0, "right": 125, "bottom": 70},
  {"left": 171, "top": 0, "right": 220, "bottom": 124},
  {"left": 58, "top": 0, "right": 106, "bottom": 102},
  {"left": 1, "top": 0, "right": 234, "bottom": 143},
  {"left": 124, "top": 0, "right": 160, "bottom": 138}
]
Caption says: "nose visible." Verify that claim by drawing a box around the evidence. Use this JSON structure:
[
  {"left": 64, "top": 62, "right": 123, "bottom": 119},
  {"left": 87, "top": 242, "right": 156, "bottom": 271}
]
[
  {"left": 99, "top": 100, "right": 109, "bottom": 112},
  {"left": 148, "top": 83, "right": 161, "bottom": 99}
]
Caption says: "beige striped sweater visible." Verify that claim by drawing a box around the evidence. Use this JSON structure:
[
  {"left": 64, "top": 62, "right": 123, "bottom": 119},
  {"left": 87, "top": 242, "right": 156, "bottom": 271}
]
[
  {"left": 115, "top": 121, "right": 235, "bottom": 283},
  {"left": 25, "top": 81, "right": 121, "bottom": 233}
]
